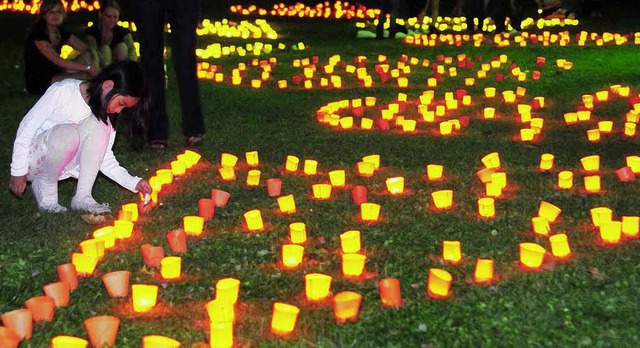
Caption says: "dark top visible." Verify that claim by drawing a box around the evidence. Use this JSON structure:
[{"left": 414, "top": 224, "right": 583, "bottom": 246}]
[
  {"left": 84, "top": 24, "right": 130, "bottom": 49},
  {"left": 24, "top": 20, "right": 72, "bottom": 95}
]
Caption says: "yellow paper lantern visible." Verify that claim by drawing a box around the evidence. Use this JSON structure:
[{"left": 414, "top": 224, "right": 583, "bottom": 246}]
[
  {"left": 206, "top": 298, "right": 235, "bottom": 324},
  {"left": 289, "top": 222, "right": 307, "bottom": 244},
  {"left": 277, "top": 194, "right": 297, "bottom": 214},
  {"left": 218, "top": 167, "right": 236, "bottom": 181},
  {"left": 141, "top": 335, "right": 181, "bottom": 348},
  {"left": 622, "top": 216, "right": 640, "bottom": 237},
  {"left": 600, "top": 221, "right": 622, "bottom": 244},
  {"left": 426, "top": 164, "right": 444, "bottom": 181},
  {"left": 538, "top": 201, "right": 561, "bottom": 223},
  {"left": 341, "top": 253, "right": 366, "bottom": 277},
  {"left": 113, "top": 220, "right": 134, "bottom": 239},
  {"left": 270, "top": 303, "right": 300, "bottom": 336},
  {"left": 580, "top": 155, "right": 600, "bottom": 172},
  {"left": 79, "top": 239, "right": 105, "bottom": 259},
  {"left": 285, "top": 155, "right": 299, "bottom": 172},
  {"left": 385, "top": 176, "right": 405, "bottom": 195},
  {"left": 360, "top": 202, "right": 381, "bottom": 221},
  {"left": 243, "top": 209, "right": 264, "bottom": 231},
  {"left": 427, "top": 268, "right": 452, "bottom": 299},
  {"left": 132, "top": 284, "right": 158, "bottom": 312},
  {"left": 584, "top": 175, "right": 601, "bottom": 193},
  {"left": 477, "top": 197, "right": 495, "bottom": 218},
  {"left": 71, "top": 252, "right": 98, "bottom": 276},
  {"left": 93, "top": 226, "right": 115, "bottom": 250},
  {"left": 303, "top": 160, "right": 318, "bottom": 175},
  {"left": 329, "top": 170, "right": 346, "bottom": 187},
  {"left": 281, "top": 244, "right": 304, "bottom": 269},
  {"left": 481, "top": 152, "right": 501, "bottom": 169},
  {"left": 549, "top": 234, "right": 571, "bottom": 260},
  {"left": 209, "top": 322, "right": 233, "bottom": 348},
  {"left": 216, "top": 278, "right": 241, "bottom": 304},
  {"left": 312, "top": 184, "right": 332, "bottom": 200},
  {"left": 557, "top": 171, "right": 573, "bottom": 189},
  {"left": 220, "top": 153, "right": 238, "bottom": 168},
  {"left": 531, "top": 217, "right": 551, "bottom": 237},
  {"left": 539, "top": 153, "right": 554, "bottom": 171},
  {"left": 332, "top": 291, "right": 362, "bottom": 323},
  {"left": 304, "top": 273, "right": 332, "bottom": 302},
  {"left": 340, "top": 230, "right": 361, "bottom": 253},
  {"left": 50, "top": 335, "right": 89, "bottom": 348},
  {"left": 473, "top": 258, "right": 494, "bottom": 284},
  {"left": 518, "top": 242, "right": 546, "bottom": 269},
  {"left": 245, "top": 150, "right": 259, "bottom": 167},
  {"left": 431, "top": 190, "right": 453, "bottom": 210},
  {"left": 442, "top": 240, "right": 462, "bottom": 264},
  {"left": 160, "top": 256, "right": 181, "bottom": 280}
]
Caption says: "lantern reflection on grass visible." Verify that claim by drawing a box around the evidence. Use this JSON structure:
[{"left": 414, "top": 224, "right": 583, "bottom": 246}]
[
  {"left": 427, "top": 268, "right": 452, "bottom": 299},
  {"left": 549, "top": 234, "right": 571, "bottom": 260},
  {"left": 360, "top": 202, "right": 381, "bottom": 222},
  {"left": 270, "top": 303, "right": 300, "bottom": 336},
  {"left": 281, "top": 244, "right": 304, "bottom": 269},
  {"left": 305, "top": 273, "right": 332, "bottom": 302},
  {"left": 132, "top": 284, "right": 159, "bottom": 313},
  {"left": 243, "top": 209, "right": 264, "bottom": 231},
  {"left": 333, "top": 291, "right": 362, "bottom": 323},
  {"left": 519, "top": 243, "right": 546, "bottom": 270},
  {"left": 473, "top": 259, "right": 494, "bottom": 284},
  {"left": 342, "top": 253, "right": 366, "bottom": 277}
]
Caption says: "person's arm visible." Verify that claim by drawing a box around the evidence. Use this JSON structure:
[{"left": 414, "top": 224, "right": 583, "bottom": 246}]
[
  {"left": 34, "top": 39, "right": 95, "bottom": 73},
  {"left": 99, "top": 131, "right": 145, "bottom": 193},
  {"left": 123, "top": 33, "right": 138, "bottom": 61}
]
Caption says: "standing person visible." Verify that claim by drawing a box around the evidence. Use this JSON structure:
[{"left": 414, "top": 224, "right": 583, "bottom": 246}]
[
  {"left": 132, "top": 0, "right": 205, "bottom": 149},
  {"left": 417, "top": 0, "right": 440, "bottom": 33},
  {"left": 24, "top": 0, "right": 100, "bottom": 95},
  {"left": 376, "top": 0, "right": 400, "bottom": 39},
  {"left": 489, "top": 0, "right": 523, "bottom": 34},
  {"left": 84, "top": 0, "right": 137, "bottom": 68},
  {"left": 466, "top": 0, "right": 488, "bottom": 32},
  {"left": 9, "top": 61, "right": 152, "bottom": 213}
]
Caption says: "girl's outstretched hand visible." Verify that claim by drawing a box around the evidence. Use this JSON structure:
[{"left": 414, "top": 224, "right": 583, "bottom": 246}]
[
  {"left": 135, "top": 179, "right": 152, "bottom": 195},
  {"left": 9, "top": 175, "right": 27, "bottom": 198}
]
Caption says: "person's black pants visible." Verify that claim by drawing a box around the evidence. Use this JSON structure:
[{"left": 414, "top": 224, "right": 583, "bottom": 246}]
[{"left": 134, "top": 0, "right": 205, "bottom": 142}]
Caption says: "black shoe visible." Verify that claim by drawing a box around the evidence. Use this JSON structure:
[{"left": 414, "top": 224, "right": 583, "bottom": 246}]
[{"left": 149, "top": 140, "right": 167, "bottom": 149}]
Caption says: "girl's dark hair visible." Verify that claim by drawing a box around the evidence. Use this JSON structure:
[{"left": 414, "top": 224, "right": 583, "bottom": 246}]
[
  {"left": 86, "top": 60, "right": 149, "bottom": 148},
  {"left": 34, "top": 0, "right": 66, "bottom": 26}
]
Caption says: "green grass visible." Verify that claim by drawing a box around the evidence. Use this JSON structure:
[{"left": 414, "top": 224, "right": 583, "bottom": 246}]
[{"left": 2, "top": 2, "right": 640, "bottom": 347}]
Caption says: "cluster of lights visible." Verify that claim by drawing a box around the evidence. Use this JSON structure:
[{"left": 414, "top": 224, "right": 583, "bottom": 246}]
[
  {"left": 196, "top": 18, "right": 277, "bottom": 39},
  {"left": 0, "top": 0, "right": 99, "bottom": 13},
  {"left": 230, "top": 1, "right": 376, "bottom": 20},
  {"left": 563, "top": 85, "right": 640, "bottom": 142},
  {"left": 405, "top": 30, "right": 639, "bottom": 48}
]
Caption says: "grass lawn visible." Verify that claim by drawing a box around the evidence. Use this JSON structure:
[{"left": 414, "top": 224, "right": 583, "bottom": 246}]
[{"left": 2, "top": 0, "right": 640, "bottom": 346}]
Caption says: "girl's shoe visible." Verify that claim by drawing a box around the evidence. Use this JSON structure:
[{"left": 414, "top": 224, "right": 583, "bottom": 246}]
[
  {"left": 185, "top": 135, "right": 203, "bottom": 147},
  {"left": 71, "top": 195, "right": 111, "bottom": 214}
]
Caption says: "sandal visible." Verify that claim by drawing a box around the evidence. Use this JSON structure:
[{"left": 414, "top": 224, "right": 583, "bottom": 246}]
[
  {"left": 149, "top": 140, "right": 167, "bottom": 149},
  {"left": 185, "top": 135, "right": 203, "bottom": 147}
]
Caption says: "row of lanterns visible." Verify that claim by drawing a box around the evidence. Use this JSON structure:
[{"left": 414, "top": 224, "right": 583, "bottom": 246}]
[{"left": 0, "top": 0, "right": 99, "bottom": 13}]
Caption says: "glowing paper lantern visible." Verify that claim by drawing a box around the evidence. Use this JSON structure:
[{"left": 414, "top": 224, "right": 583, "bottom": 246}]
[
  {"left": 483, "top": 107, "right": 495, "bottom": 119},
  {"left": 216, "top": 278, "right": 241, "bottom": 304},
  {"left": 243, "top": 210, "right": 264, "bottom": 231},
  {"left": 141, "top": 335, "right": 181, "bottom": 348},
  {"left": 531, "top": 217, "right": 551, "bottom": 237},
  {"left": 304, "top": 273, "right": 332, "bottom": 302},
  {"left": 481, "top": 152, "right": 501, "bottom": 169},
  {"left": 518, "top": 242, "right": 546, "bottom": 269},
  {"left": 378, "top": 278, "right": 402, "bottom": 308},
  {"left": 218, "top": 167, "right": 236, "bottom": 181},
  {"left": 246, "top": 169, "right": 261, "bottom": 186},
  {"left": 303, "top": 160, "right": 318, "bottom": 175},
  {"left": 580, "top": 155, "right": 600, "bottom": 172},
  {"left": 266, "top": 178, "right": 282, "bottom": 197},
  {"left": 277, "top": 194, "right": 297, "bottom": 214},
  {"left": 385, "top": 176, "right": 405, "bottom": 195},
  {"left": 357, "top": 161, "right": 375, "bottom": 177},
  {"left": 170, "top": 160, "right": 186, "bottom": 176},
  {"left": 484, "top": 87, "right": 496, "bottom": 98},
  {"left": 121, "top": 203, "right": 139, "bottom": 222},
  {"left": 270, "top": 303, "right": 300, "bottom": 336},
  {"left": 333, "top": 291, "right": 362, "bottom": 323},
  {"left": 245, "top": 150, "right": 259, "bottom": 167},
  {"left": 93, "top": 226, "right": 115, "bottom": 250},
  {"left": 312, "top": 184, "right": 332, "bottom": 200},
  {"left": 25, "top": 296, "right": 55, "bottom": 322},
  {"left": 584, "top": 175, "right": 601, "bottom": 193},
  {"left": 538, "top": 201, "right": 561, "bottom": 223},
  {"left": 289, "top": 222, "right": 307, "bottom": 244},
  {"left": 549, "top": 234, "right": 571, "bottom": 260},
  {"left": 426, "top": 164, "right": 444, "bottom": 181},
  {"left": 209, "top": 322, "right": 233, "bottom": 348},
  {"left": 340, "top": 230, "right": 361, "bottom": 253},
  {"left": 114, "top": 219, "right": 134, "bottom": 239},
  {"left": 50, "top": 335, "right": 89, "bottom": 348},
  {"left": 442, "top": 240, "right": 462, "bottom": 264},
  {"left": 281, "top": 244, "right": 304, "bottom": 269},
  {"left": 431, "top": 190, "right": 453, "bottom": 210},
  {"left": 71, "top": 253, "right": 98, "bottom": 276},
  {"left": 329, "top": 170, "right": 346, "bottom": 187},
  {"left": 539, "top": 153, "right": 554, "bottom": 171},
  {"left": 285, "top": 155, "right": 299, "bottom": 172},
  {"left": 341, "top": 253, "right": 366, "bottom": 277},
  {"left": 206, "top": 298, "right": 235, "bottom": 324},
  {"left": 427, "top": 268, "right": 452, "bottom": 299},
  {"left": 132, "top": 284, "right": 159, "bottom": 312},
  {"left": 160, "top": 256, "right": 181, "bottom": 280},
  {"left": 627, "top": 156, "right": 640, "bottom": 173},
  {"left": 590, "top": 207, "right": 613, "bottom": 227},
  {"left": 473, "top": 258, "right": 494, "bottom": 284},
  {"left": 183, "top": 215, "right": 204, "bottom": 236},
  {"left": 477, "top": 197, "right": 495, "bottom": 218},
  {"left": 360, "top": 202, "right": 381, "bottom": 222},
  {"left": 79, "top": 239, "right": 105, "bottom": 259},
  {"left": 558, "top": 171, "right": 573, "bottom": 189}
]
